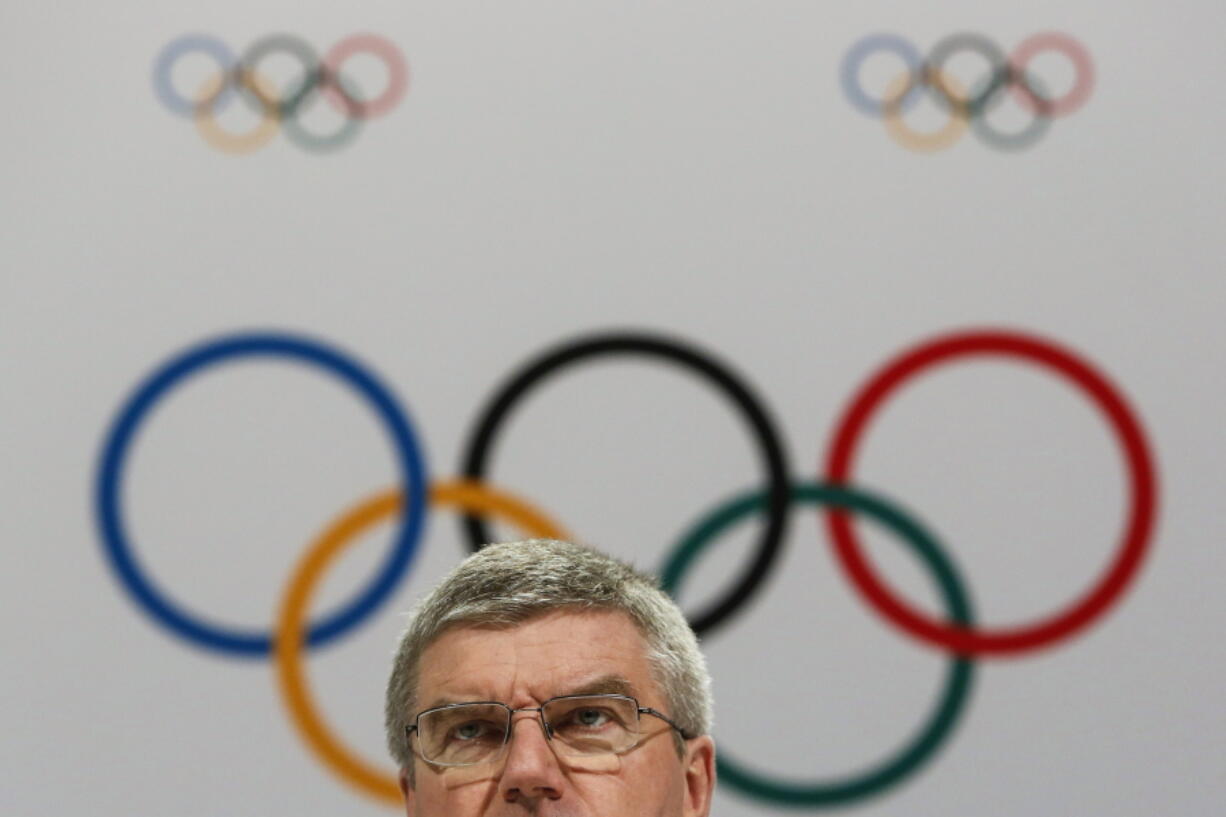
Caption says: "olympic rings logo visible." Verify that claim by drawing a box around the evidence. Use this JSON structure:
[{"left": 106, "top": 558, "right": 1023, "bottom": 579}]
[
  {"left": 840, "top": 32, "right": 1095, "bottom": 152},
  {"left": 152, "top": 33, "right": 408, "bottom": 154},
  {"left": 93, "top": 327, "right": 1158, "bottom": 809}
]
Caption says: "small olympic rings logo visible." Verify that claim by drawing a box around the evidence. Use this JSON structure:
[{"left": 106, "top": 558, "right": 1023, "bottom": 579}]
[
  {"left": 840, "top": 32, "right": 1095, "bottom": 152},
  {"left": 152, "top": 33, "right": 408, "bottom": 154},
  {"left": 94, "top": 326, "right": 1158, "bottom": 809}
]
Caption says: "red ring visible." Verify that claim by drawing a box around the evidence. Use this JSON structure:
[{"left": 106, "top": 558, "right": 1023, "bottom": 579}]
[
  {"left": 323, "top": 33, "right": 409, "bottom": 119},
  {"left": 823, "top": 329, "right": 1157, "bottom": 656},
  {"left": 1009, "top": 32, "right": 1095, "bottom": 117}
]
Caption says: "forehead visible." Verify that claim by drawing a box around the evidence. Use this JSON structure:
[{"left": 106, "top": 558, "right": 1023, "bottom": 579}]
[{"left": 416, "top": 608, "right": 659, "bottom": 707}]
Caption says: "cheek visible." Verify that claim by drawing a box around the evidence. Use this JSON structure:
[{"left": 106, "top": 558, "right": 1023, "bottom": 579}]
[
  {"left": 439, "top": 765, "right": 501, "bottom": 790},
  {"left": 411, "top": 770, "right": 498, "bottom": 814},
  {"left": 612, "top": 746, "right": 684, "bottom": 808},
  {"left": 563, "top": 753, "right": 623, "bottom": 774}
]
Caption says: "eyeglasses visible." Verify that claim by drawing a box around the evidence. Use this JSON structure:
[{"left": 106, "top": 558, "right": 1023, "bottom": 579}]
[{"left": 405, "top": 694, "right": 693, "bottom": 767}]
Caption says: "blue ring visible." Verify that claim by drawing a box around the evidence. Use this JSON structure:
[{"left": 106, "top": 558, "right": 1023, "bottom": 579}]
[
  {"left": 152, "top": 34, "right": 237, "bottom": 117},
  {"left": 840, "top": 33, "right": 924, "bottom": 118},
  {"left": 94, "top": 331, "right": 429, "bottom": 658}
]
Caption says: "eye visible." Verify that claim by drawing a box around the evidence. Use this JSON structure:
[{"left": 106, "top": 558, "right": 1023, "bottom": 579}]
[
  {"left": 572, "top": 707, "right": 612, "bottom": 728},
  {"left": 452, "top": 720, "right": 494, "bottom": 741}
]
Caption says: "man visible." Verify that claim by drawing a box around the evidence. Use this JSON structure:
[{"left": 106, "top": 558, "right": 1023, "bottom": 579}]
[{"left": 384, "top": 538, "right": 716, "bottom": 816}]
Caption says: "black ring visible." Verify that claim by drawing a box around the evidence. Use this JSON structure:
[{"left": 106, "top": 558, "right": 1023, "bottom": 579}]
[
  {"left": 458, "top": 330, "right": 791, "bottom": 636},
  {"left": 925, "top": 32, "right": 1009, "bottom": 118},
  {"left": 237, "top": 33, "right": 321, "bottom": 118}
]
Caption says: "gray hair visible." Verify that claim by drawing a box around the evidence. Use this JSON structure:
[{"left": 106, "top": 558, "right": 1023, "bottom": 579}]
[{"left": 384, "top": 538, "right": 713, "bottom": 769}]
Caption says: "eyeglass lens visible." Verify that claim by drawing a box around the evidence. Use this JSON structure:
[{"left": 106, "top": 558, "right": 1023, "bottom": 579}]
[{"left": 414, "top": 695, "right": 641, "bottom": 766}]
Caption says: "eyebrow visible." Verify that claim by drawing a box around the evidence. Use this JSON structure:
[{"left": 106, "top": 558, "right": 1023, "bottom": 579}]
[
  {"left": 421, "top": 675, "right": 641, "bottom": 713},
  {"left": 563, "top": 674, "right": 639, "bottom": 699}
]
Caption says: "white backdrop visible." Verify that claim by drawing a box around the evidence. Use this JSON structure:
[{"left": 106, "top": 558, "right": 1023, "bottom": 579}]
[{"left": 3, "top": 1, "right": 1224, "bottom": 815}]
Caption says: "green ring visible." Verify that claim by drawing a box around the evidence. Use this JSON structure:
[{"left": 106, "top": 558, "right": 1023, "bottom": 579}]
[
  {"left": 660, "top": 483, "right": 976, "bottom": 808},
  {"left": 281, "top": 69, "right": 364, "bottom": 154}
]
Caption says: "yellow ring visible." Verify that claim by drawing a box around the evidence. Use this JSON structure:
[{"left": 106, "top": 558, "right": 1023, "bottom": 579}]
[
  {"left": 274, "top": 479, "right": 571, "bottom": 804},
  {"left": 194, "top": 70, "right": 280, "bottom": 155},
  {"left": 882, "top": 70, "right": 968, "bottom": 153}
]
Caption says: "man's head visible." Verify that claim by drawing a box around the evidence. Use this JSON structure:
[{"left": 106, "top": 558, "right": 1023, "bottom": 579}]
[{"left": 385, "top": 539, "right": 716, "bottom": 816}]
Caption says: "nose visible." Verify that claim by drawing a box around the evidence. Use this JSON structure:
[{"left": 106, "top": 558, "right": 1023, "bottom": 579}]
[{"left": 498, "top": 712, "right": 565, "bottom": 804}]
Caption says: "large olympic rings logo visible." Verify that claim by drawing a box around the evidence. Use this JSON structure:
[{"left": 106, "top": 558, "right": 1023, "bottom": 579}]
[
  {"left": 840, "top": 32, "right": 1095, "bottom": 152},
  {"left": 94, "top": 327, "right": 1157, "bottom": 808},
  {"left": 152, "top": 33, "right": 408, "bottom": 154}
]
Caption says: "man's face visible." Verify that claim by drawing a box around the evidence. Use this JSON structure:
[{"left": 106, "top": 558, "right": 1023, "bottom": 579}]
[{"left": 400, "top": 608, "right": 715, "bottom": 817}]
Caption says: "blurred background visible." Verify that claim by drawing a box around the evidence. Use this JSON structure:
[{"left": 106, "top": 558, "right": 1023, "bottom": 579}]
[{"left": 3, "top": 1, "right": 1224, "bottom": 815}]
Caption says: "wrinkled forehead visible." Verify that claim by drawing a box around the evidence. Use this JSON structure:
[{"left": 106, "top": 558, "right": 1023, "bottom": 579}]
[{"left": 415, "top": 607, "right": 661, "bottom": 708}]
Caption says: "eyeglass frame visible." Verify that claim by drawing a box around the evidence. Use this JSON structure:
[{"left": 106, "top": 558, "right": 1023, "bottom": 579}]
[{"left": 404, "top": 693, "right": 695, "bottom": 767}]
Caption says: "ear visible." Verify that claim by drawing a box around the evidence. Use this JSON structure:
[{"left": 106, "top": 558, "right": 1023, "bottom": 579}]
[
  {"left": 399, "top": 768, "right": 415, "bottom": 817},
  {"left": 681, "top": 736, "right": 717, "bottom": 817}
]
